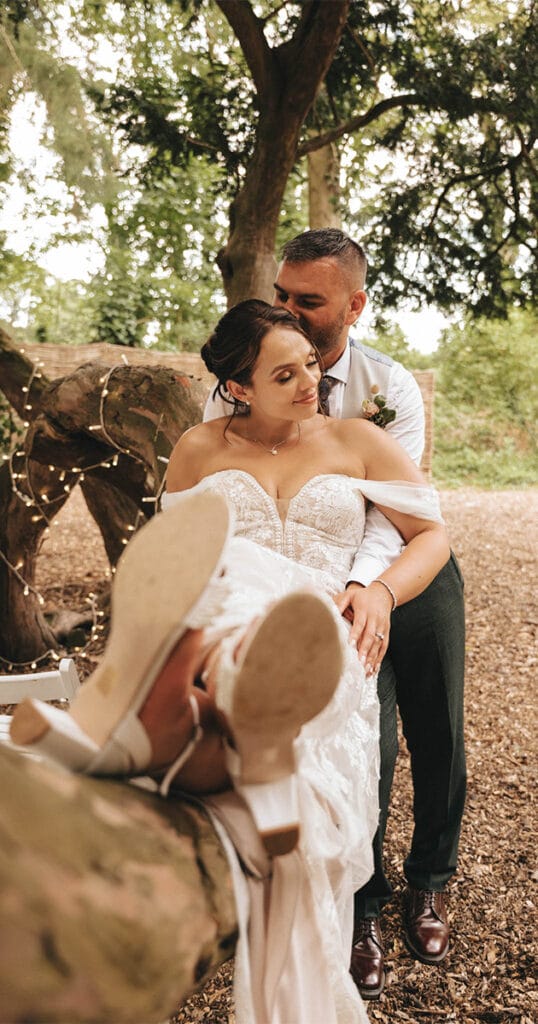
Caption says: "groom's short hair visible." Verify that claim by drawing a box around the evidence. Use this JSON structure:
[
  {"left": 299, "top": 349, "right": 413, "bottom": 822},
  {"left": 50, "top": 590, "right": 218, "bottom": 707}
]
[{"left": 281, "top": 228, "right": 367, "bottom": 288}]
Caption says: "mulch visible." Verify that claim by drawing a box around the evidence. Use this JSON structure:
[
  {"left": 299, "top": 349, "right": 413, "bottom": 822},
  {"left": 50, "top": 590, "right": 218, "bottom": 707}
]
[{"left": 19, "top": 488, "right": 538, "bottom": 1023}]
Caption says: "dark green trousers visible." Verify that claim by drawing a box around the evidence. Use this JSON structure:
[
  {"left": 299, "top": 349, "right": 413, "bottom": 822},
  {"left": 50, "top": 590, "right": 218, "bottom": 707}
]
[{"left": 354, "top": 553, "right": 466, "bottom": 921}]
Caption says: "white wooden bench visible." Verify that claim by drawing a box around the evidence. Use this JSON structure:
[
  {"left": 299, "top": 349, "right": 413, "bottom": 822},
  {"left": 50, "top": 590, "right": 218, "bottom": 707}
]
[{"left": 0, "top": 658, "right": 80, "bottom": 756}]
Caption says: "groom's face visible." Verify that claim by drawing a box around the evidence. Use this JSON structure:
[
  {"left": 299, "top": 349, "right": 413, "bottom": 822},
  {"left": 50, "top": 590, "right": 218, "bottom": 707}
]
[{"left": 273, "top": 257, "right": 366, "bottom": 369}]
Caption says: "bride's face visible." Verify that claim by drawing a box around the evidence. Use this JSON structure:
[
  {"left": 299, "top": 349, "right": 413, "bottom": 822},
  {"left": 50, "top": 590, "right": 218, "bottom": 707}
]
[{"left": 242, "top": 327, "right": 321, "bottom": 422}]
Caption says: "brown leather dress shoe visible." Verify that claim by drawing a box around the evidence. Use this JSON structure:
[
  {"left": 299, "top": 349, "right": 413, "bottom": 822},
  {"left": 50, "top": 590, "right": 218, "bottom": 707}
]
[
  {"left": 350, "top": 917, "right": 386, "bottom": 999},
  {"left": 404, "top": 888, "right": 450, "bottom": 964}
]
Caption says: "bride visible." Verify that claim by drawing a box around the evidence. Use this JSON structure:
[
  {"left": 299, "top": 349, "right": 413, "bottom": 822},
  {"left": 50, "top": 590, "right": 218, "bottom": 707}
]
[{"left": 11, "top": 300, "right": 449, "bottom": 1024}]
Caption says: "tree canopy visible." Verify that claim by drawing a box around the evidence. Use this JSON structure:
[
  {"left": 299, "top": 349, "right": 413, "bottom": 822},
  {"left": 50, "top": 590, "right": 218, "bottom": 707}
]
[{"left": 0, "top": 0, "right": 536, "bottom": 346}]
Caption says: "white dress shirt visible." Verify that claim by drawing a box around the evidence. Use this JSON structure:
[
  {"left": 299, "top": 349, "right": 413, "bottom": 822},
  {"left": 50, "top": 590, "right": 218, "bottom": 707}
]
[{"left": 203, "top": 338, "right": 426, "bottom": 587}]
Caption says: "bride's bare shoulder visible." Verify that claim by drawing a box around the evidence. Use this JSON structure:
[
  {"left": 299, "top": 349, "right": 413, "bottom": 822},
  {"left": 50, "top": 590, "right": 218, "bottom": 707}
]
[
  {"left": 167, "top": 418, "right": 229, "bottom": 490},
  {"left": 328, "top": 417, "right": 379, "bottom": 443},
  {"left": 172, "top": 417, "right": 228, "bottom": 453}
]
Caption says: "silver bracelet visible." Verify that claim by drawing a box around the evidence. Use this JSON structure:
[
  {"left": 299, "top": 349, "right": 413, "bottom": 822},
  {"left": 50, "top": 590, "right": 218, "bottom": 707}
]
[{"left": 371, "top": 578, "right": 397, "bottom": 611}]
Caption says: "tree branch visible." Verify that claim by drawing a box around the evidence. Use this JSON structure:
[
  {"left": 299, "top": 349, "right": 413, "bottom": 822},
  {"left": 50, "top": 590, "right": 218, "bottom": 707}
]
[
  {"left": 215, "top": 0, "right": 274, "bottom": 102},
  {"left": 277, "top": 1, "right": 350, "bottom": 114},
  {"left": 425, "top": 152, "right": 525, "bottom": 232},
  {"left": 297, "top": 93, "right": 425, "bottom": 156},
  {"left": 0, "top": 327, "right": 50, "bottom": 419},
  {"left": 514, "top": 127, "right": 538, "bottom": 181},
  {"left": 258, "top": 0, "right": 295, "bottom": 27},
  {"left": 478, "top": 220, "right": 520, "bottom": 266},
  {"left": 345, "top": 21, "right": 377, "bottom": 76}
]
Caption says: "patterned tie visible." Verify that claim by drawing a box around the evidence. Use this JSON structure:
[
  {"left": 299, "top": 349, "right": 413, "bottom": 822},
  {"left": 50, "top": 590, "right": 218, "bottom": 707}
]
[{"left": 318, "top": 374, "right": 338, "bottom": 416}]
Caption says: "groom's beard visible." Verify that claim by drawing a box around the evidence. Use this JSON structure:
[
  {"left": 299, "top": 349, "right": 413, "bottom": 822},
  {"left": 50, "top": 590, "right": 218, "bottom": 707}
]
[{"left": 297, "top": 310, "right": 347, "bottom": 363}]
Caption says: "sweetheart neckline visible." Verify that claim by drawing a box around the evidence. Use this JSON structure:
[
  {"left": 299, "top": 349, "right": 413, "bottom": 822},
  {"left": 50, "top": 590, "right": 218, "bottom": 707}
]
[
  {"left": 199, "top": 468, "right": 365, "bottom": 504},
  {"left": 162, "top": 472, "right": 442, "bottom": 525}
]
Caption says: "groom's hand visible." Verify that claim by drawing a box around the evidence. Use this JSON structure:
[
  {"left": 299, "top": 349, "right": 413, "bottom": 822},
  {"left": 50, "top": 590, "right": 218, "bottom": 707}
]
[{"left": 333, "top": 582, "right": 392, "bottom": 674}]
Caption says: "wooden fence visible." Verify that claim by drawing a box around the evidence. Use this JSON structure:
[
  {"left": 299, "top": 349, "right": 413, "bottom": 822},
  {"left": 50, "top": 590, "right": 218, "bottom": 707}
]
[{"left": 19, "top": 341, "right": 435, "bottom": 476}]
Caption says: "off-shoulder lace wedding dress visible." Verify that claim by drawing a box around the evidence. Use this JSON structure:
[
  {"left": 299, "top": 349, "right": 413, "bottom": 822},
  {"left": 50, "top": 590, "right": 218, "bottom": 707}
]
[{"left": 162, "top": 472, "right": 442, "bottom": 1024}]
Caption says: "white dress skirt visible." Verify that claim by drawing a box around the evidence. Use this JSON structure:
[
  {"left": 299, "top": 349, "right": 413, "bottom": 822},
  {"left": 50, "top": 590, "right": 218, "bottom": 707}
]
[{"left": 162, "top": 472, "right": 443, "bottom": 1024}]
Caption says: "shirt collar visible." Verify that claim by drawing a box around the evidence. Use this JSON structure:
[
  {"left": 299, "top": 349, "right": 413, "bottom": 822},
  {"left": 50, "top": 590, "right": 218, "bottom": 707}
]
[{"left": 323, "top": 341, "right": 350, "bottom": 384}]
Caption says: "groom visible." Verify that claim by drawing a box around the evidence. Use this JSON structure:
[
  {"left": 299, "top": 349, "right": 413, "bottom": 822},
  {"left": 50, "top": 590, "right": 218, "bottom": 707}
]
[{"left": 204, "top": 228, "right": 466, "bottom": 999}]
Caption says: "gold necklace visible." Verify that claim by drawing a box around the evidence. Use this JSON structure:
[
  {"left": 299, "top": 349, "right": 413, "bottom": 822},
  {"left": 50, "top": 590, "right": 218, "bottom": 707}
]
[{"left": 244, "top": 421, "right": 301, "bottom": 456}]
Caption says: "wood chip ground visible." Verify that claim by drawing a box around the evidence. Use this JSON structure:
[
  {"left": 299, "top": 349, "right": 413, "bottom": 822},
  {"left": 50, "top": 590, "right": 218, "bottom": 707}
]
[{"left": 28, "top": 489, "right": 538, "bottom": 1023}]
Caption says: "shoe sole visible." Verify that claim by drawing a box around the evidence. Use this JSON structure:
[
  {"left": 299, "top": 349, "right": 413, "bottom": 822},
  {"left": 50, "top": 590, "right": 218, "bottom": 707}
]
[
  {"left": 357, "top": 972, "right": 386, "bottom": 1000},
  {"left": 229, "top": 592, "right": 343, "bottom": 855},
  {"left": 12, "top": 492, "right": 231, "bottom": 751}
]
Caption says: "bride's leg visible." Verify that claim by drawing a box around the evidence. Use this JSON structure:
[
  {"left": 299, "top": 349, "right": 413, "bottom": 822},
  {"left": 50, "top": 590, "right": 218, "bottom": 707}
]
[
  {"left": 11, "top": 492, "right": 345, "bottom": 859},
  {"left": 10, "top": 625, "right": 232, "bottom": 793},
  {"left": 10, "top": 492, "right": 233, "bottom": 777},
  {"left": 136, "top": 628, "right": 231, "bottom": 794},
  {"left": 141, "top": 590, "right": 344, "bottom": 805}
]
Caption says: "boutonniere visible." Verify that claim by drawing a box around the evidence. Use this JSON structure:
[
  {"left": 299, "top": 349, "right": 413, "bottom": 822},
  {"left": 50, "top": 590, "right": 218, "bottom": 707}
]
[{"left": 362, "top": 385, "right": 397, "bottom": 428}]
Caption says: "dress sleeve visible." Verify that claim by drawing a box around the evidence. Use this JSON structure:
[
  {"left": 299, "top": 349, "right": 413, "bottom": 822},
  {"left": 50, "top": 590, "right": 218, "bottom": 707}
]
[
  {"left": 161, "top": 491, "right": 178, "bottom": 510},
  {"left": 161, "top": 482, "right": 206, "bottom": 511},
  {"left": 346, "top": 480, "right": 443, "bottom": 586},
  {"left": 355, "top": 480, "right": 444, "bottom": 523}
]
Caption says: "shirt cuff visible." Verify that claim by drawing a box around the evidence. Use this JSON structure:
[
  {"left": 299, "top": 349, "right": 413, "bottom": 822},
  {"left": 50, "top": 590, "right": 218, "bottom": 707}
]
[{"left": 347, "top": 553, "right": 392, "bottom": 589}]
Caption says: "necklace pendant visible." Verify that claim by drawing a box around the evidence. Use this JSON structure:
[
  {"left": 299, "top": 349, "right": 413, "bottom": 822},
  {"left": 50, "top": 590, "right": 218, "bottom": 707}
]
[{"left": 270, "top": 447, "right": 278, "bottom": 455}]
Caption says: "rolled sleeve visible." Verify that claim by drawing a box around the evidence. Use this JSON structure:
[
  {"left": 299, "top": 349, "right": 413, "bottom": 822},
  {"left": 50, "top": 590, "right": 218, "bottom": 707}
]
[
  {"left": 348, "top": 360, "right": 426, "bottom": 584},
  {"left": 348, "top": 506, "right": 405, "bottom": 586}
]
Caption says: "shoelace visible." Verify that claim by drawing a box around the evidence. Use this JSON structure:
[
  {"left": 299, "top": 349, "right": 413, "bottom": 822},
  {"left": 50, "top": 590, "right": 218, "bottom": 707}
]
[
  {"left": 412, "top": 889, "right": 443, "bottom": 921},
  {"left": 356, "top": 918, "right": 383, "bottom": 948}
]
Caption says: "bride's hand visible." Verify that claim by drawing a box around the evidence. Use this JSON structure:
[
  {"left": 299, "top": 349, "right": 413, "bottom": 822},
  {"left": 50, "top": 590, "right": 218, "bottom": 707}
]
[{"left": 333, "top": 583, "right": 392, "bottom": 674}]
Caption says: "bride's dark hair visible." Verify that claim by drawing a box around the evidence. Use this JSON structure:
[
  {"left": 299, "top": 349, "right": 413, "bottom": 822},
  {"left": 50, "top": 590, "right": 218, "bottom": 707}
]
[{"left": 201, "top": 299, "right": 311, "bottom": 412}]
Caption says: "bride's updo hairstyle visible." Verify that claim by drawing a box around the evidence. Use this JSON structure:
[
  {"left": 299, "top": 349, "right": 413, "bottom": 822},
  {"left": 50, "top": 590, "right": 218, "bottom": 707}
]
[{"left": 201, "top": 299, "right": 312, "bottom": 413}]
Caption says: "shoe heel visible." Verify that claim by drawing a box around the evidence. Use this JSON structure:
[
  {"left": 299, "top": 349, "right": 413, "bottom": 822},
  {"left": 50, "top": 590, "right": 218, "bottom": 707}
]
[
  {"left": 238, "top": 775, "right": 300, "bottom": 857},
  {"left": 10, "top": 699, "right": 100, "bottom": 770},
  {"left": 217, "top": 591, "right": 343, "bottom": 856}
]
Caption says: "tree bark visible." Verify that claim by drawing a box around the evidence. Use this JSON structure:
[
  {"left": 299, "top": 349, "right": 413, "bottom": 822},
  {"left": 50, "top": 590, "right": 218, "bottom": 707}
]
[
  {"left": 215, "top": 0, "right": 350, "bottom": 305},
  {"left": 0, "top": 458, "right": 62, "bottom": 661},
  {"left": 0, "top": 744, "right": 237, "bottom": 1023},
  {"left": 308, "top": 143, "right": 342, "bottom": 228},
  {"left": 0, "top": 331, "right": 208, "bottom": 663}
]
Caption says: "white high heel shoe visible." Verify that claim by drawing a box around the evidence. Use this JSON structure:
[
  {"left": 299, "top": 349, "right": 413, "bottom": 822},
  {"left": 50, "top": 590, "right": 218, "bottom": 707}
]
[
  {"left": 10, "top": 491, "right": 232, "bottom": 783},
  {"left": 215, "top": 592, "right": 343, "bottom": 856}
]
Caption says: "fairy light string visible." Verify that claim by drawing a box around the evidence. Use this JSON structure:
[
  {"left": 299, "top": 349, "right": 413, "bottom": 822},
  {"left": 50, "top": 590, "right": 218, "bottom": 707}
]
[{"left": 1, "top": 353, "right": 170, "bottom": 670}]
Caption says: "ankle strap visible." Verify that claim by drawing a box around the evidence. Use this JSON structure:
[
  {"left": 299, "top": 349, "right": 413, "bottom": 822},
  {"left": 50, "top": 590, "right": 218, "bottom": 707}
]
[{"left": 158, "top": 694, "right": 203, "bottom": 797}]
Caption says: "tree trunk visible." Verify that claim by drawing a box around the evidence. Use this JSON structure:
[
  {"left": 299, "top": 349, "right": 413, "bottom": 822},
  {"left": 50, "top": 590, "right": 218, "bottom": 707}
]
[
  {"left": 308, "top": 143, "right": 342, "bottom": 228},
  {"left": 0, "top": 330, "right": 208, "bottom": 663},
  {"left": 0, "top": 459, "right": 62, "bottom": 662},
  {"left": 0, "top": 744, "right": 237, "bottom": 1023},
  {"left": 215, "top": 0, "right": 350, "bottom": 304}
]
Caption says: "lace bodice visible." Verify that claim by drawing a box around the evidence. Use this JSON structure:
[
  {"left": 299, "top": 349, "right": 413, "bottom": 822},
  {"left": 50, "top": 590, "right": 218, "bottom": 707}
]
[{"left": 163, "top": 469, "right": 442, "bottom": 593}]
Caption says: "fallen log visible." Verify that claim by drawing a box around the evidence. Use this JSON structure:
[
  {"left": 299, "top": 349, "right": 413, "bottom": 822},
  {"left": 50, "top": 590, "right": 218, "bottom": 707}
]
[
  {"left": 0, "top": 325, "right": 208, "bottom": 662},
  {"left": 0, "top": 744, "right": 237, "bottom": 1023}
]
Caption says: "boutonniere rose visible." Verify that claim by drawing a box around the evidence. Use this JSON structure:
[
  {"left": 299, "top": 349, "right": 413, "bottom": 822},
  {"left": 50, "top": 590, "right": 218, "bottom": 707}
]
[{"left": 361, "top": 385, "right": 397, "bottom": 428}]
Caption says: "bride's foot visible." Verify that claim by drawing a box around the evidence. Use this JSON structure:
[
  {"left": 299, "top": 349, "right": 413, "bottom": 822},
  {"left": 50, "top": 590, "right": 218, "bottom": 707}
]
[
  {"left": 10, "top": 491, "right": 232, "bottom": 780},
  {"left": 213, "top": 592, "right": 343, "bottom": 856}
]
